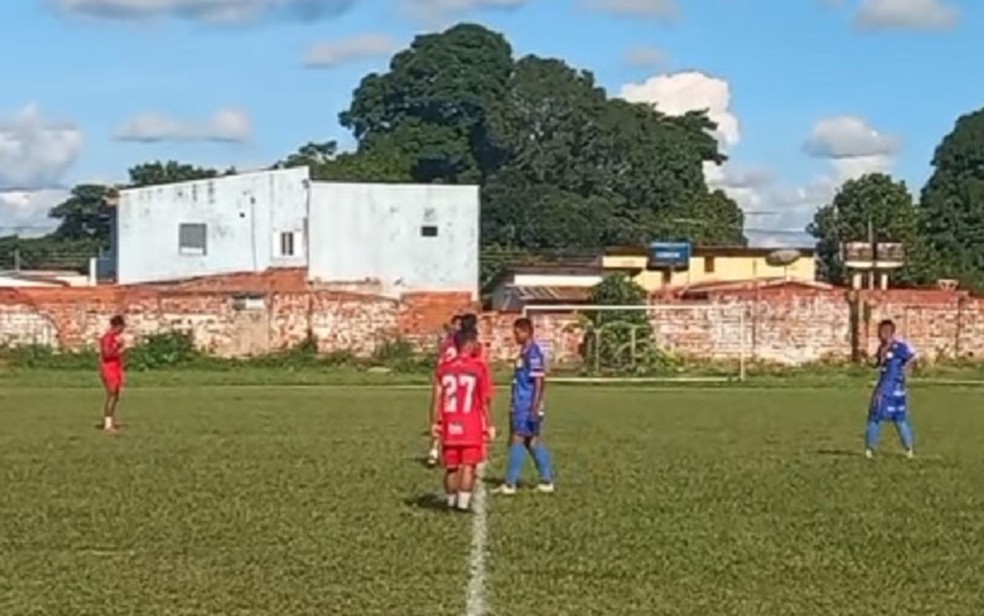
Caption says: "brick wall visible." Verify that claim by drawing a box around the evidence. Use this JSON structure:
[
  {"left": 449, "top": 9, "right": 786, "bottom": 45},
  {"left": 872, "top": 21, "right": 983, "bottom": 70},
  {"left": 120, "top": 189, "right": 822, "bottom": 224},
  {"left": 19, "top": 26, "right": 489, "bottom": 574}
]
[{"left": 1, "top": 271, "right": 982, "bottom": 365}]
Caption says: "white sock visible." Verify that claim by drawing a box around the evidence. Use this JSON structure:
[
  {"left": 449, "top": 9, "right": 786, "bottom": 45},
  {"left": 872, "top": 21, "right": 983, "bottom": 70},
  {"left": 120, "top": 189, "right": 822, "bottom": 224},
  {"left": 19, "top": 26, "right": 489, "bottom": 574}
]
[
  {"left": 456, "top": 491, "right": 472, "bottom": 510},
  {"left": 446, "top": 493, "right": 456, "bottom": 508},
  {"left": 104, "top": 416, "right": 114, "bottom": 429}
]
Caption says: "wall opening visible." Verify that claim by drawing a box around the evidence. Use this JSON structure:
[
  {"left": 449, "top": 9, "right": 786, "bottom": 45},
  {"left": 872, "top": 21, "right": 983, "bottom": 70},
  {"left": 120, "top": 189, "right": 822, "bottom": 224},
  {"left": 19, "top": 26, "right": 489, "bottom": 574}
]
[
  {"left": 420, "top": 225, "right": 438, "bottom": 237},
  {"left": 178, "top": 223, "right": 207, "bottom": 256}
]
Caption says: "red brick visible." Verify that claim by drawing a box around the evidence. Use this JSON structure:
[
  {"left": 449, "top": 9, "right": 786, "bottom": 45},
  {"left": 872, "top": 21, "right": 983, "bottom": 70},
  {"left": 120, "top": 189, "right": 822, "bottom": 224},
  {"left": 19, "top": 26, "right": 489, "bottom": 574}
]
[{"left": 1, "top": 272, "right": 979, "bottom": 364}]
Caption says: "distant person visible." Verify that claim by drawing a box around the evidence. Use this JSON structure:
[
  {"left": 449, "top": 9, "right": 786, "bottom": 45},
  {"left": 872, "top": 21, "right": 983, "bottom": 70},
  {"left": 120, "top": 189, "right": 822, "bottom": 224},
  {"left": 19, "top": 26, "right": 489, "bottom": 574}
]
[
  {"left": 99, "top": 315, "right": 127, "bottom": 433},
  {"left": 428, "top": 314, "right": 463, "bottom": 467},
  {"left": 495, "top": 317, "right": 555, "bottom": 494},
  {"left": 866, "top": 319, "right": 916, "bottom": 459},
  {"left": 431, "top": 329, "right": 495, "bottom": 512}
]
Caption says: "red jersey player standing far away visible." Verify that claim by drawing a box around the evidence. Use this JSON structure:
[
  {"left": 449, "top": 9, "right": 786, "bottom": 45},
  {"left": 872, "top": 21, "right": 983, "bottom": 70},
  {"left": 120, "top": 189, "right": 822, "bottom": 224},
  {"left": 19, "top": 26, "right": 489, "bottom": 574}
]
[
  {"left": 431, "top": 329, "right": 495, "bottom": 512},
  {"left": 99, "top": 315, "right": 127, "bottom": 433},
  {"left": 427, "top": 314, "right": 463, "bottom": 466}
]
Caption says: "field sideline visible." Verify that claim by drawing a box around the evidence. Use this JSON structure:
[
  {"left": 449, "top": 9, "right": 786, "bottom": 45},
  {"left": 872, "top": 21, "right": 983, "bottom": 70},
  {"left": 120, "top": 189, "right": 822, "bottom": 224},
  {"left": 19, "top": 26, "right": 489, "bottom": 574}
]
[{"left": 2, "top": 384, "right": 983, "bottom": 615}]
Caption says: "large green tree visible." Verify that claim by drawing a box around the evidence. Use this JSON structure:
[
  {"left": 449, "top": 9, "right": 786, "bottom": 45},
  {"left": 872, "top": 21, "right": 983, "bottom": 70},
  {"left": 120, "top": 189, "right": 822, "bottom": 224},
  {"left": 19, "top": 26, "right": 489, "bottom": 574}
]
[
  {"left": 918, "top": 107, "right": 984, "bottom": 288},
  {"left": 315, "top": 23, "right": 745, "bottom": 262},
  {"left": 807, "top": 173, "right": 921, "bottom": 284},
  {"left": 340, "top": 23, "right": 513, "bottom": 184}
]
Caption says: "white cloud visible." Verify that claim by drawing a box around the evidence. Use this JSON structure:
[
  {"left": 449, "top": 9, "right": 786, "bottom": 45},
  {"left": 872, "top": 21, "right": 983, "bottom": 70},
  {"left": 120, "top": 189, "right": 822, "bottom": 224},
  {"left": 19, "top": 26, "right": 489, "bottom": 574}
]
[
  {"left": 582, "top": 0, "right": 677, "bottom": 21},
  {"left": 0, "top": 105, "right": 83, "bottom": 191},
  {"left": 305, "top": 34, "right": 399, "bottom": 68},
  {"left": 400, "top": 0, "right": 526, "bottom": 21},
  {"left": 0, "top": 189, "right": 67, "bottom": 237},
  {"left": 623, "top": 46, "right": 668, "bottom": 67},
  {"left": 803, "top": 115, "right": 899, "bottom": 159},
  {"left": 803, "top": 115, "right": 899, "bottom": 179},
  {"left": 49, "top": 0, "right": 355, "bottom": 22},
  {"left": 619, "top": 71, "right": 740, "bottom": 147},
  {"left": 116, "top": 108, "right": 251, "bottom": 142},
  {"left": 854, "top": 0, "right": 958, "bottom": 30}
]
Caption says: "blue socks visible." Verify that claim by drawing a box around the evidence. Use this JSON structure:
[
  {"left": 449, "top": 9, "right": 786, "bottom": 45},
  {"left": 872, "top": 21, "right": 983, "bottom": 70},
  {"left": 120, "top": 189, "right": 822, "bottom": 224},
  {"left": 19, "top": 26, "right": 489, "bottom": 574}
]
[
  {"left": 504, "top": 440, "right": 555, "bottom": 486},
  {"left": 896, "top": 420, "right": 914, "bottom": 451},
  {"left": 531, "top": 442, "right": 554, "bottom": 483},
  {"left": 505, "top": 442, "right": 526, "bottom": 486},
  {"left": 866, "top": 419, "right": 914, "bottom": 452},
  {"left": 865, "top": 419, "right": 880, "bottom": 450}
]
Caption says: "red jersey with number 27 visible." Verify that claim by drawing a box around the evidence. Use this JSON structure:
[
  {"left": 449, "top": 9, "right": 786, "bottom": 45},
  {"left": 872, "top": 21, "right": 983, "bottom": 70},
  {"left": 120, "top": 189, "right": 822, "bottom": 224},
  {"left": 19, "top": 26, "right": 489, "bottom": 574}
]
[{"left": 436, "top": 355, "right": 490, "bottom": 446}]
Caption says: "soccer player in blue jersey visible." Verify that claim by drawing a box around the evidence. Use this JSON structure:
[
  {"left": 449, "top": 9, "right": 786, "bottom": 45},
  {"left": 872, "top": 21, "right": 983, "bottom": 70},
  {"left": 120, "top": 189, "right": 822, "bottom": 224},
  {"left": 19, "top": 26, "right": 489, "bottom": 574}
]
[
  {"left": 494, "top": 317, "right": 555, "bottom": 494},
  {"left": 865, "top": 319, "right": 916, "bottom": 459}
]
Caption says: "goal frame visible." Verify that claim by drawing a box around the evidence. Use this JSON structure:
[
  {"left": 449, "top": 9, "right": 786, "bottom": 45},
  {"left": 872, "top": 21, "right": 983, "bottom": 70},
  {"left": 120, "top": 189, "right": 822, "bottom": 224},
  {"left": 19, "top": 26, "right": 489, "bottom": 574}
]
[{"left": 521, "top": 303, "right": 747, "bottom": 383}]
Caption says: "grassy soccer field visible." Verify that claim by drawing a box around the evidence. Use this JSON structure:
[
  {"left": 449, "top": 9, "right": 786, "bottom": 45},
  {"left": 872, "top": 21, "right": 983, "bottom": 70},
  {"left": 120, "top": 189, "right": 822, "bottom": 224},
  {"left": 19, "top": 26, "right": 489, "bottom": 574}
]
[{"left": 2, "top": 384, "right": 984, "bottom": 615}]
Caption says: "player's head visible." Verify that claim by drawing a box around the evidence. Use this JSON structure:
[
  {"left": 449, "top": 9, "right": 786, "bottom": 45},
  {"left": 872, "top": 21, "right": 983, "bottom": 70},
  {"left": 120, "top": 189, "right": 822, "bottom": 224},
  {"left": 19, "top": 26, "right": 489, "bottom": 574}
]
[
  {"left": 460, "top": 313, "right": 478, "bottom": 334},
  {"left": 109, "top": 315, "right": 126, "bottom": 332},
  {"left": 454, "top": 328, "right": 479, "bottom": 354},
  {"left": 513, "top": 317, "right": 533, "bottom": 344},
  {"left": 446, "top": 314, "right": 463, "bottom": 334},
  {"left": 877, "top": 319, "right": 895, "bottom": 343}
]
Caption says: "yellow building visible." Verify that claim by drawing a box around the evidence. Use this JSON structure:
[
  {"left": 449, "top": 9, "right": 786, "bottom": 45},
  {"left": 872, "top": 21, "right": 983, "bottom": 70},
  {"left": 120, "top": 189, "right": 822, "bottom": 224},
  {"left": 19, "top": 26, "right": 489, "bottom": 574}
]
[{"left": 602, "top": 245, "right": 816, "bottom": 293}]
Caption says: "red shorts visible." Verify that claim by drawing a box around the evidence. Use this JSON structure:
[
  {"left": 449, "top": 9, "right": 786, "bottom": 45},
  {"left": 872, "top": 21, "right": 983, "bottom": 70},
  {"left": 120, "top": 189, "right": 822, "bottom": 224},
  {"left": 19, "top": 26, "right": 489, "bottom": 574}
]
[
  {"left": 100, "top": 366, "right": 124, "bottom": 391},
  {"left": 442, "top": 445, "right": 484, "bottom": 469}
]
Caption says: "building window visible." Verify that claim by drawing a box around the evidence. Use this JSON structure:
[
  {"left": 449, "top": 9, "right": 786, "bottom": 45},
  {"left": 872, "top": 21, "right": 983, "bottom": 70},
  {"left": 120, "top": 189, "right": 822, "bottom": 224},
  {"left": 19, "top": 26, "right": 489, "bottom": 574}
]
[
  {"left": 704, "top": 256, "right": 715, "bottom": 273},
  {"left": 279, "top": 231, "right": 295, "bottom": 257},
  {"left": 178, "top": 223, "right": 207, "bottom": 256},
  {"left": 420, "top": 225, "right": 438, "bottom": 237}
]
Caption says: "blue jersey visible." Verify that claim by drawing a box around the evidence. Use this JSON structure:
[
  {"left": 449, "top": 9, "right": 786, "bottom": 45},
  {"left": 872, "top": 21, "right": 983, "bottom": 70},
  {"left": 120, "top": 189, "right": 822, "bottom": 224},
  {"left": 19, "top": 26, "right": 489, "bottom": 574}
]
[
  {"left": 871, "top": 339, "right": 915, "bottom": 421},
  {"left": 512, "top": 342, "right": 545, "bottom": 414}
]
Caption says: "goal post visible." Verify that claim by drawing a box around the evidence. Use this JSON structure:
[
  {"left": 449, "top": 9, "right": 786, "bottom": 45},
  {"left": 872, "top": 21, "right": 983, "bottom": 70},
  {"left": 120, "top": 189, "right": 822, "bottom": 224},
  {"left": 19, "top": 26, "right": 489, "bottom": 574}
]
[{"left": 521, "top": 303, "right": 748, "bottom": 383}]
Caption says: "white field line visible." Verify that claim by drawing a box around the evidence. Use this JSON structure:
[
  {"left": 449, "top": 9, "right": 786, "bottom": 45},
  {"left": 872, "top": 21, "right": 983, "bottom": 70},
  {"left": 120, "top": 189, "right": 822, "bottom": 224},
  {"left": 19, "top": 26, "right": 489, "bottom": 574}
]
[{"left": 465, "top": 462, "right": 489, "bottom": 616}]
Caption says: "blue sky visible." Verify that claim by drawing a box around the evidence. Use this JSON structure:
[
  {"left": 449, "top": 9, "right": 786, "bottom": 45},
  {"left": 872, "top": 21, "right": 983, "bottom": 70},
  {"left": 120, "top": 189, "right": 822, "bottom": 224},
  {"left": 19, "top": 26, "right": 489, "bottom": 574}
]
[{"left": 0, "top": 0, "right": 980, "bottom": 245}]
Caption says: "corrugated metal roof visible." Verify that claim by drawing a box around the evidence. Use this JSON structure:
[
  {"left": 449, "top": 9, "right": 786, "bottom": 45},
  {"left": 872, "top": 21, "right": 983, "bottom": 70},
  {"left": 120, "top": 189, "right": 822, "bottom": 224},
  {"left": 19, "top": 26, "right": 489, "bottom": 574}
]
[{"left": 512, "top": 286, "right": 591, "bottom": 302}]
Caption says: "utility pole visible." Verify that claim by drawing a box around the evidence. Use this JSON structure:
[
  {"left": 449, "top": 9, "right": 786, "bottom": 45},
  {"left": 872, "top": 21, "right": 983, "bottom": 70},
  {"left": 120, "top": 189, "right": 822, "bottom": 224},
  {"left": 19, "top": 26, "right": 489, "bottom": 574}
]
[{"left": 867, "top": 217, "right": 875, "bottom": 290}]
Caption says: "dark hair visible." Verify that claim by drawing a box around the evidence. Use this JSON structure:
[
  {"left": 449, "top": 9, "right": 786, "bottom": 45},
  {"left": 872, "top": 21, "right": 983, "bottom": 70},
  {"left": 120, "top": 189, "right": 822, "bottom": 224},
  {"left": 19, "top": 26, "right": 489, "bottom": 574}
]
[
  {"left": 513, "top": 317, "right": 533, "bottom": 333},
  {"left": 878, "top": 319, "right": 895, "bottom": 332},
  {"left": 110, "top": 315, "right": 125, "bottom": 328},
  {"left": 460, "top": 313, "right": 478, "bottom": 333},
  {"left": 454, "top": 328, "right": 478, "bottom": 349},
  {"left": 450, "top": 315, "right": 463, "bottom": 326}
]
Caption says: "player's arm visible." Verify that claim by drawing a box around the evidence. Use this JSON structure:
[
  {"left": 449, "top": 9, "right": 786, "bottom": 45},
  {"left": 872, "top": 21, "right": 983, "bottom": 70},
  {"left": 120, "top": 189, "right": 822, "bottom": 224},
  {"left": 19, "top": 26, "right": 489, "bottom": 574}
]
[
  {"left": 430, "top": 378, "right": 443, "bottom": 438},
  {"left": 529, "top": 348, "right": 546, "bottom": 415},
  {"left": 481, "top": 365, "right": 495, "bottom": 439}
]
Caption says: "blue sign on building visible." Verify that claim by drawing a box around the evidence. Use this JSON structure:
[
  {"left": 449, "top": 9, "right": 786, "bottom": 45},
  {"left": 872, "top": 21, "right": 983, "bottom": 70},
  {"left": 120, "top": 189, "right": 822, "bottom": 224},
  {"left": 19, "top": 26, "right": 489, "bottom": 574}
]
[{"left": 647, "top": 242, "right": 691, "bottom": 270}]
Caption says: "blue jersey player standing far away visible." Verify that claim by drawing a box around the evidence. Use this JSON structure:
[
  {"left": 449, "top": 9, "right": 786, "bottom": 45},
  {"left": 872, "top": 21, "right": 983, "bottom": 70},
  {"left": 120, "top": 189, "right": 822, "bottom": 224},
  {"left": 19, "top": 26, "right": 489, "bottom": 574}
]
[
  {"left": 494, "top": 317, "right": 555, "bottom": 495},
  {"left": 865, "top": 319, "right": 916, "bottom": 460}
]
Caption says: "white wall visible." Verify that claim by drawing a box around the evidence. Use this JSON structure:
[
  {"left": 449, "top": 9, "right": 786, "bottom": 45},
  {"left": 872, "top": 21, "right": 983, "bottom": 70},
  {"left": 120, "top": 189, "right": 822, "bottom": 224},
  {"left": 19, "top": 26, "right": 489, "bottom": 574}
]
[
  {"left": 512, "top": 274, "right": 603, "bottom": 287},
  {"left": 307, "top": 182, "right": 479, "bottom": 298},
  {"left": 117, "top": 167, "right": 309, "bottom": 284}
]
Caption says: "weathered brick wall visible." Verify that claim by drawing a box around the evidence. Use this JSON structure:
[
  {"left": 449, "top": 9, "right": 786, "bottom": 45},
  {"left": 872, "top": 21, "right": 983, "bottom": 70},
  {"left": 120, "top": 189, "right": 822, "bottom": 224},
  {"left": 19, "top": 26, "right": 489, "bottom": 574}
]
[{"left": 1, "top": 271, "right": 982, "bottom": 365}]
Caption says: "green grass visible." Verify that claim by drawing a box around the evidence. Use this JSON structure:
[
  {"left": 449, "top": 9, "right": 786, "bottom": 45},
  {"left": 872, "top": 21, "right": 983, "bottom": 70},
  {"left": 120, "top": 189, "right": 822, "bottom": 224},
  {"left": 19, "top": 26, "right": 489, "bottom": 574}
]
[{"left": 2, "top": 384, "right": 983, "bottom": 615}]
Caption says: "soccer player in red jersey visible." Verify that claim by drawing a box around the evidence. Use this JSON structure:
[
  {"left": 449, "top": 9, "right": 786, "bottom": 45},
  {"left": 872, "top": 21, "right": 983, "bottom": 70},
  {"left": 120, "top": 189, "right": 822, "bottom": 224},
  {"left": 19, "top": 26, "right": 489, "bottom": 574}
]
[
  {"left": 99, "top": 315, "right": 127, "bottom": 432},
  {"left": 431, "top": 329, "right": 495, "bottom": 512},
  {"left": 428, "top": 315, "right": 463, "bottom": 466}
]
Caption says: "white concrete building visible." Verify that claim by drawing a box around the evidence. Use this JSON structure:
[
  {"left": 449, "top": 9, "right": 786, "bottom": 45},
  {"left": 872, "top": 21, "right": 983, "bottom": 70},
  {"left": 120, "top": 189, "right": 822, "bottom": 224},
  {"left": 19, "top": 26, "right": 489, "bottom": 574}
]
[
  {"left": 114, "top": 167, "right": 479, "bottom": 298},
  {"left": 307, "top": 182, "right": 479, "bottom": 297}
]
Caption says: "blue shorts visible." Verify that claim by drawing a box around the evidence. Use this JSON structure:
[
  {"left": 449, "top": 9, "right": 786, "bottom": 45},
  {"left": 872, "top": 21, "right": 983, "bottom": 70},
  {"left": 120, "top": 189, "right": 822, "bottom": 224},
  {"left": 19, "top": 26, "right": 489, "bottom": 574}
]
[
  {"left": 870, "top": 390, "right": 908, "bottom": 422},
  {"left": 511, "top": 407, "right": 543, "bottom": 437}
]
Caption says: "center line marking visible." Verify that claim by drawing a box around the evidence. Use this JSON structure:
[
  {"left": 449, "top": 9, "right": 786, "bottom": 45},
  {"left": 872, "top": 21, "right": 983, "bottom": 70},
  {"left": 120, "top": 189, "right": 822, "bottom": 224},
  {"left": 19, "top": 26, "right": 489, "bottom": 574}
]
[{"left": 465, "top": 463, "right": 489, "bottom": 616}]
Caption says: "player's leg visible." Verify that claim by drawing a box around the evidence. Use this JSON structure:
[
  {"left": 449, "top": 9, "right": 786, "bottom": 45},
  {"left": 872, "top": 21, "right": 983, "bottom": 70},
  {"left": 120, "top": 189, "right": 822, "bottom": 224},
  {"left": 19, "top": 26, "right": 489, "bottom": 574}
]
[
  {"left": 864, "top": 416, "right": 880, "bottom": 458},
  {"left": 456, "top": 460, "right": 477, "bottom": 511},
  {"left": 499, "top": 426, "right": 528, "bottom": 494},
  {"left": 443, "top": 446, "right": 462, "bottom": 507},
  {"left": 101, "top": 373, "right": 121, "bottom": 432},
  {"left": 864, "top": 390, "right": 884, "bottom": 458},
  {"left": 526, "top": 433, "right": 555, "bottom": 492},
  {"left": 894, "top": 419, "right": 914, "bottom": 457},
  {"left": 892, "top": 402, "right": 914, "bottom": 457}
]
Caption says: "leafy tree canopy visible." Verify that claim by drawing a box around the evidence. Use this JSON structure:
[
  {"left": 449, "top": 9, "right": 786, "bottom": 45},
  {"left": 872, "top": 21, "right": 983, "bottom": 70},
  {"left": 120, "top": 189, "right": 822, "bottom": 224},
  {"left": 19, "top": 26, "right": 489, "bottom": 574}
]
[{"left": 807, "top": 173, "right": 922, "bottom": 284}]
